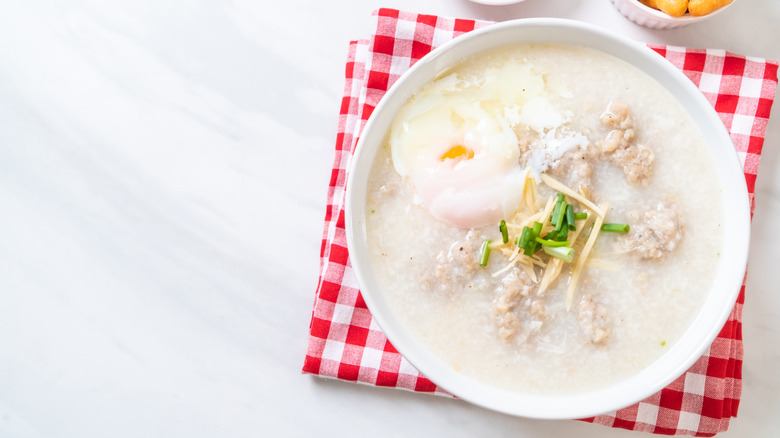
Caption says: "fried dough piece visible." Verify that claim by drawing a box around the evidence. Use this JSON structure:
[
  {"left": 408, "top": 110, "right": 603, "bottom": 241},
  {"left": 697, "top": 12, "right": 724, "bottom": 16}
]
[
  {"left": 688, "top": 0, "right": 733, "bottom": 16},
  {"left": 641, "top": 0, "right": 689, "bottom": 17}
]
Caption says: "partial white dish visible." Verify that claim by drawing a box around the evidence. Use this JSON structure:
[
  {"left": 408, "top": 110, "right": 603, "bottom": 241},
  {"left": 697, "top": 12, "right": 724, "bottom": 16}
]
[{"left": 611, "top": 0, "right": 735, "bottom": 29}]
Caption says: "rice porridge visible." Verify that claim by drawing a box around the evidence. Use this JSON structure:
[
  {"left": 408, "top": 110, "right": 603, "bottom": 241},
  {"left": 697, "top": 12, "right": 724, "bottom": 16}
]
[{"left": 365, "top": 44, "right": 722, "bottom": 394}]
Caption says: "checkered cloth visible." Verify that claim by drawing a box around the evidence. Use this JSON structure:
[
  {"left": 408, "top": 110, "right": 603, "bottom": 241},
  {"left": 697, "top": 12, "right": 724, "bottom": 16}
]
[{"left": 303, "top": 8, "right": 779, "bottom": 436}]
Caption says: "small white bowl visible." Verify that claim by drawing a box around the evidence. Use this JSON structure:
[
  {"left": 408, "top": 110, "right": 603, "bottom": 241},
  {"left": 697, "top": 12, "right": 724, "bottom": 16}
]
[
  {"left": 345, "top": 18, "right": 749, "bottom": 419},
  {"left": 611, "top": 0, "right": 736, "bottom": 29}
]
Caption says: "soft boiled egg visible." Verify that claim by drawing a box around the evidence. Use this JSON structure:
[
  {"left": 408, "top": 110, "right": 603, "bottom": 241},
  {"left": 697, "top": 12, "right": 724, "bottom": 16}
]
[{"left": 388, "top": 65, "right": 545, "bottom": 229}]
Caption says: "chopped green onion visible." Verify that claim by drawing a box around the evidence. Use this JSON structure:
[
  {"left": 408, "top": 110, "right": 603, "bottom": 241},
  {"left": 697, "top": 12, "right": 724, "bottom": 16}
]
[
  {"left": 499, "top": 220, "right": 508, "bottom": 244},
  {"left": 558, "top": 224, "right": 569, "bottom": 241},
  {"left": 535, "top": 237, "right": 571, "bottom": 247},
  {"left": 532, "top": 222, "right": 544, "bottom": 254},
  {"left": 575, "top": 212, "right": 588, "bottom": 220},
  {"left": 518, "top": 226, "right": 533, "bottom": 248},
  {"left": 543, "top": 246, "right": 574, "bottom": 263},
  {"left": 518, "top": 226, "right": 540, "bottom": 256},
  {"left": 566, "top": 205, "right": 576, "bottom": 231},
  {"left": 551, "top": 201, "right": 562, "bottom": 225},
  {"left": 554, "top": 202, "right": 567, "bottom": 231},
  {"left": 479, "top": 240, "right": 492, "bottom": 267},
  {"left": 601, "top": 223, "right": 630, "bottom": 233},
  {"left": 551, "top": 194, "right": 566, "bottom": 225}
]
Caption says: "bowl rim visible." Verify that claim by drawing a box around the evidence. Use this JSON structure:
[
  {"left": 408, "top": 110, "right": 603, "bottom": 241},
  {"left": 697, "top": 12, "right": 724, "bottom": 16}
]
[{"left": 345, "top": 17, "right": 750, "bottom": 419}]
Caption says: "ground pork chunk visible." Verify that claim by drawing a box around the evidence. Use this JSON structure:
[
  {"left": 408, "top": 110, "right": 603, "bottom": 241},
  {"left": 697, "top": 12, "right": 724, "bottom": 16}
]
[
  {"left": 549, "top": 142, "right": 599, "bottom": 193},
  {"left": 622, "top": 203, "right": 683, "bottom": 259},
  {"left": 577, "top": 294, "right": 609, "bottom": 344},
  {"left": 519, "top": 126, "right": 599, "bottom": 193},
  {"left": 600, "top": 100, "right": 632, "bottom": 130},
  {"left": 494, "top": 268, "right": 544, "bottom": 341},
  {"left": 599, "top": 100, "right": 655, "bottom": 185},
  {"left": 429, "top": 229, "right": 482, "bottom": 290}
]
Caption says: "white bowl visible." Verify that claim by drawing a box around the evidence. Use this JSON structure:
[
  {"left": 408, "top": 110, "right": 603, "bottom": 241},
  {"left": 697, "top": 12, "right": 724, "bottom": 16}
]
[
  {"left": 345, "top": 19, "right": 749, "bottom": 419},
  {"left": 611, "top": 0, "right": 736, "bottom": 29}
]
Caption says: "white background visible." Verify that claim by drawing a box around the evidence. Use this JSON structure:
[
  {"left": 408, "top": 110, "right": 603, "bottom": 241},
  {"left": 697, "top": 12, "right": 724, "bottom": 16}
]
[{"left": 0, "top": 0, "right": 778, "bottom": 437}]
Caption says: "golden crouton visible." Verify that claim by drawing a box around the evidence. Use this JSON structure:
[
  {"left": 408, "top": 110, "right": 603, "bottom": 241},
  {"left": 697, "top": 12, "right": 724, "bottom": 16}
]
[
  {"left": 688, "top": 0, "right": 733, "bottom": 16},
  {"left": 655, "top": 0, "right": 689, "bottom": 17}
]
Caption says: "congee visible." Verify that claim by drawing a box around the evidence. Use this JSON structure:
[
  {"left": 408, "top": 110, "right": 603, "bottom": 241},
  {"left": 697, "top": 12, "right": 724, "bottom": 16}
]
[{"left": 365, "top": 43, "right": 722, "bottom": 394}]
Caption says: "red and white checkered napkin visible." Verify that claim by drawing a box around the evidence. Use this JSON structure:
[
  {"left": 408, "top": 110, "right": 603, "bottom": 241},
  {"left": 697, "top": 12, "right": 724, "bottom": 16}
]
[{"left": 303, "top": 8, "right": 779, "bottom": 436}]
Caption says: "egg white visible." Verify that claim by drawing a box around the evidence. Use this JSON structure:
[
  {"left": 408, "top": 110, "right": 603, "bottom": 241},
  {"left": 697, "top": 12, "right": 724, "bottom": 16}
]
[{"left": 388, "top": 62, "right": 557, "bottom": 228}]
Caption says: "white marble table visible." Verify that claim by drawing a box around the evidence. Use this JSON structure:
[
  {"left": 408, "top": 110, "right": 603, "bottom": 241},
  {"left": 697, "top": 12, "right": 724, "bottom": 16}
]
[{"left": 1, "top": 0, "right": 778, "bottom": 436}]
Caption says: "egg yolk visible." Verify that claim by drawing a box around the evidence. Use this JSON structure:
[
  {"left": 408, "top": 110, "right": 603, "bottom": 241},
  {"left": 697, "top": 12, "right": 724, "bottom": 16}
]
[{"left": 440, "top": 145, "right": 475, "bottom": 161}]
